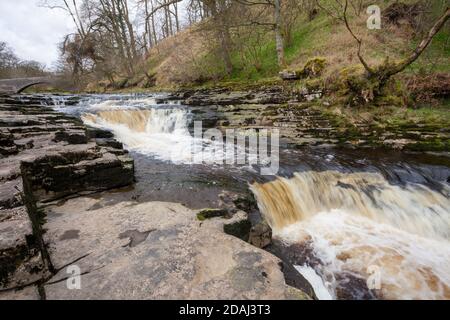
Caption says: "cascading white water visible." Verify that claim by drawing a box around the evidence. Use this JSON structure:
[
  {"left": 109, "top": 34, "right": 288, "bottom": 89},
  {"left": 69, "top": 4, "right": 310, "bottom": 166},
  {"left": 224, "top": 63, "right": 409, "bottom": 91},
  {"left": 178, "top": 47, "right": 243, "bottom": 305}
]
[
  {"left": 251, "top": 171, "right": 450, "bottom": 300},
  {"left": 80, "top": 99, "right": 262, "bottom": 166},
  {"left": 81, "top": 102, "right": 196, "bottom": 163},
  {"left": 82, "top": 108, "right": 190, "bottom": 134},
  {"left": 145, "top": 108, "right": 190, "bottom": 135},
  {"left": 50, "top": 95, "right": 71, "bottom": 107}
]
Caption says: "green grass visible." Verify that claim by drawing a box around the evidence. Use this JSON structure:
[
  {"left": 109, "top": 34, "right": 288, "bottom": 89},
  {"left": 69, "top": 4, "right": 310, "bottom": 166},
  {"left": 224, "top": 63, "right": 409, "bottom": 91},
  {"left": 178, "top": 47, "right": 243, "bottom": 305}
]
[
  {"left": 284, "top": 14, "right": 331, "bottom": 64},
  {"left": 388, "top": 101, "right": 450, "bottom": 126},
  {"left": 228, "top": 37, "right": 278, "bottom": 81},
  {"left": 405, "top": 29, "right": 450, "bottom": 74},
  {"left": 206, "top": 11, "right": 334, "bottom": 84}
]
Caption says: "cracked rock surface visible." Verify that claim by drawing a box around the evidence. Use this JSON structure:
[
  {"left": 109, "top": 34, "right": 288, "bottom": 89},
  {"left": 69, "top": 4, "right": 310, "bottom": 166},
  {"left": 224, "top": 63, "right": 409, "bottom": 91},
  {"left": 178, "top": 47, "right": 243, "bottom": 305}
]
[{"left": 43, "top": 195, "right": 307, "bottom": 299}]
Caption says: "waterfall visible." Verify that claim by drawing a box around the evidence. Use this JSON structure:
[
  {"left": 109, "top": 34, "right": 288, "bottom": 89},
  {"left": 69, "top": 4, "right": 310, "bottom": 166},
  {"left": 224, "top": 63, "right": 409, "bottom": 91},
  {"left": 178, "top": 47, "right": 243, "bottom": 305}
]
[
  {"left": 82, "top": 108, "right": 189, "bottom": 135},
  {"left": 80, "top": 105, "right": 260, "bottom": 167},
  {"left": 83, "top": 109, "right": 153, "bottom": 132},
  {"left": 81, "top": 107, "right": 192, "bottom": 163},
  {"left": 251, "top": 171, "right": 450, "bottom": 299}
]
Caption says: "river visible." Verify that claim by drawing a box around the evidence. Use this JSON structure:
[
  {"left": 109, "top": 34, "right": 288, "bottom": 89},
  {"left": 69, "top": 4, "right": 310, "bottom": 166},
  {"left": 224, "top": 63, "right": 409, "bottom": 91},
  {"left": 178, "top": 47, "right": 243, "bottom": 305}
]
[{"left": 41, "top": 93, "right": 450, "bottom": 300}]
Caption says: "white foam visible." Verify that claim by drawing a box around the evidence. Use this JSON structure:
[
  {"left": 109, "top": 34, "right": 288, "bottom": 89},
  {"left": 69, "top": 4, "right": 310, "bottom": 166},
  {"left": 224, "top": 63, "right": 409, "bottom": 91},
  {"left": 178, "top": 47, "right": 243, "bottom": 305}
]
[
  {"left": 81, "top": 107, "right": 261, "bottom": 166},
  {"left": 294, "top": 265, "right": 334, "bottom": 300},
  {"left": 278, "top": 209, "right": 450, "bottom": 299}
]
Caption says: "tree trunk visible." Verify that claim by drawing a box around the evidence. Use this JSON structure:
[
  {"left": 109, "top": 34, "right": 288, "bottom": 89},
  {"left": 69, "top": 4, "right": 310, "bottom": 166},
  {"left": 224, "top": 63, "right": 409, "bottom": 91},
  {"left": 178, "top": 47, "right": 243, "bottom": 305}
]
[
  {"left": 207, "top": 0, "right": 233, "bottom": 75},
  {"left": 122, "top": 0, "right": 138, "bottom": 60},
  {"left": 274, "top": 0, "right": 285, "bottom": 68},
  {"left": 174, "top": 2, "right": 180, "bottom": 32},
  {"left": 143, "top": 0, "right": 152, "bottom": 51},
  {"left": 150, "top": 1, "right": 158, "bottom": 46}
]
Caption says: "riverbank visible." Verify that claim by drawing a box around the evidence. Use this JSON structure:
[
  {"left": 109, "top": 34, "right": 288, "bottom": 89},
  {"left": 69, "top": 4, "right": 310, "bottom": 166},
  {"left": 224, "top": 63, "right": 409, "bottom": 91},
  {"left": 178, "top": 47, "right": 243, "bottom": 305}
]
[{"left": 160, "top": 87, "right": 450, "bottom": 152}]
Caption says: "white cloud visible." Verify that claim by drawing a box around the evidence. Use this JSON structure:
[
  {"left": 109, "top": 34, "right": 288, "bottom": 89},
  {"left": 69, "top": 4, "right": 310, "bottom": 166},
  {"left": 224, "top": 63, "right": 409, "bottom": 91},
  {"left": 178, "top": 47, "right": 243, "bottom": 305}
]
[{"left": 0, "top": 0, "right": 75, "bottom": 69}]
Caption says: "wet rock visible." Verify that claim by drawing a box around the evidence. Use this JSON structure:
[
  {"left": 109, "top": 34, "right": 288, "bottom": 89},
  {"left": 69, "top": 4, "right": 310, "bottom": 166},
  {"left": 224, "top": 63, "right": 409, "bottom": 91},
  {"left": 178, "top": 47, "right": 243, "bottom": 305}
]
[
  {"left": 86, "top": 127, "right": 114, "bottom": 139},
  {"left": 224, "top": 219, "right": 252, "bottom": 242},
  {"left": 248, "top": 221, "right": 272, "bottom": 248},
  {"left": 335, "top": 272, "right": 378, "bottom": 300},
  {"left": 266, "top": 240, "right": 317, "bottom": 299},
  {"left": 95, "top": 138, "right": 123, "bottom": 149},
  {"left": 53, "top": 129, "right": 88, "bottom": 144},
  {"left": 196, "top": 208, "right": 229, "bottom": 221},
  {"left": 118, "top": 229, "right": 155, "bottom": 248},
  {"left": 21, "top": 151, "right": 134, "bottom": 203},
  {"left": 233, "top": 194, "right": 258, "bottom": 212},
  {"left": 42, "top": 198, "right": 305, "bottom": 299},
  {"left": 59, "top": 230, "right": 81, "bottom": 241}
]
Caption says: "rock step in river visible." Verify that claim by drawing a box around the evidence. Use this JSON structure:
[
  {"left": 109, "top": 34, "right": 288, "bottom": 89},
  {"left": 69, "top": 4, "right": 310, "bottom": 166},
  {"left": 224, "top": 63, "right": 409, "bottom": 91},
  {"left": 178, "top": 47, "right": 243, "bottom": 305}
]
[{"left": 174, "top": 88, "right": 449, "bottom": 151}]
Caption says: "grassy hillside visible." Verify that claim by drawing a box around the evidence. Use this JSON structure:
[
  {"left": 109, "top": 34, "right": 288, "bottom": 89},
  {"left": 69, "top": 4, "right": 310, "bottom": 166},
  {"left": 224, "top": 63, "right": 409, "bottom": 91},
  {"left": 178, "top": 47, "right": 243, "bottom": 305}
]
[
  {"left": 85, "top": 0, "right": 448, "bottom": 102},
  {"left": 122, "top": 0, "right": 447, "bottom": 88}
]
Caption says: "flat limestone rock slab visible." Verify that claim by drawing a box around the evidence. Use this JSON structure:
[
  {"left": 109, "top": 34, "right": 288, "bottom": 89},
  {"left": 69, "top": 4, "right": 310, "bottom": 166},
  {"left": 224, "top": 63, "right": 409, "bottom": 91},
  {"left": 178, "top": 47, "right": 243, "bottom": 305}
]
[
  {"left": 0, "top": 285, "right": 40, "bottom": 300},
  {"left": 0, "top": 178, "right": 22, "bottom": 209},
  {"left": 0, "top": 206, "right": 46, "bottom": 289},
  {"left": 43, "top": 196, "right": 302, "bottom": 300},
  {"left": 0, "top": 96, "right": 135, "bottom": 291},
  {"left": 0, "top": 207, "right": 32, "bottom": 251}
]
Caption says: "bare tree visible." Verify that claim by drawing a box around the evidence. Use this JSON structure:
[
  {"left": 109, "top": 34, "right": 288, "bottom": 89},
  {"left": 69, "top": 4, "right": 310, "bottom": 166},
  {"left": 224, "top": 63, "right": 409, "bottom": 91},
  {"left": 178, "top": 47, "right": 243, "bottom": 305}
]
[
  {"left": 0, "top": 41, "right": 46, "bottom": 79},
  {"left": 232, "top": 1, "right": 281, "bottom": 67},
  {"left": 200, "top": 0, "right": 234, "bottom": 74},
  {"left": 39, "top": 0, "right": 87, "bottom": 38},
  {"left": 274, "top": 0, "right": 285, "bottom": 66}
]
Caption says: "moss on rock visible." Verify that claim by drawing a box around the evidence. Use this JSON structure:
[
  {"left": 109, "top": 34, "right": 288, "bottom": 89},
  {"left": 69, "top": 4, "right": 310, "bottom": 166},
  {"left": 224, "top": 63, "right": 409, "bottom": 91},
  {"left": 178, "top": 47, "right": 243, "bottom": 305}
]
[
  {"left": 298, "top": 57, "right": 327, "bottom": 79},
  {"left": 223, "top": 219, "right": 252, "bottom": 241},
  {"left": 196, "top": 208, "right": 229, "bottom": 221}
]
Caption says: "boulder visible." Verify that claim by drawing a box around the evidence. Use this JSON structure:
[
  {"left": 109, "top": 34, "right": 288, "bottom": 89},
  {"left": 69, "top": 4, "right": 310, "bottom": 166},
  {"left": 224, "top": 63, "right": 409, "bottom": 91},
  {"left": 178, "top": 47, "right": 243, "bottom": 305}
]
[
  {"left": 279, "top": 70, "right": 300, "bottom": 81},
  {"left": 224, "top": 219, "right": 252, "bottom": 242},
  {"left": 21, "top": 151, "right": 134, "bottom": 203},
  {"left": 248, "top": 221, "right": 272, "bottom": 248}
]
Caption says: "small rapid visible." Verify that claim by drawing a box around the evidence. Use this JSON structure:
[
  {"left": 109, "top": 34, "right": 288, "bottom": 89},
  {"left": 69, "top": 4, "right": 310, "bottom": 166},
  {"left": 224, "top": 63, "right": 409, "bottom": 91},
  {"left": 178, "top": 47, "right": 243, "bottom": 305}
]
[
  {"left": 76, "top": 97, "right": 268, "bottom": 168},
  {"left": 81, "top": 106, "right": 198, "bottom": 164}
]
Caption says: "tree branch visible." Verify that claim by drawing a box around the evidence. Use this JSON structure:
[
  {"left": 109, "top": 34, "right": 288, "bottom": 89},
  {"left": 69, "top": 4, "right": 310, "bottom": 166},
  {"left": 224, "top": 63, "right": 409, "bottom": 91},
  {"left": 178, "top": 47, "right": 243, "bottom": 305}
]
[
  {"left": 145, "top": 0, "right": 183, "bottom": 19},
  {"left": 342, "top": 0, "right": 375, "bottom": 75},
  {"left": 386, "top": 7, "right": 450, "bottom": 77}
]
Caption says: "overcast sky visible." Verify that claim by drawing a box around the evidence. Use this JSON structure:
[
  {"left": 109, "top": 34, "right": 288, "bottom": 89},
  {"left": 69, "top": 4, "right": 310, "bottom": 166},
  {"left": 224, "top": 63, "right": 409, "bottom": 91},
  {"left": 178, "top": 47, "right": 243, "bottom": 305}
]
[{"left": 0, "top": 0, "right": 75, "bottom": 69}]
